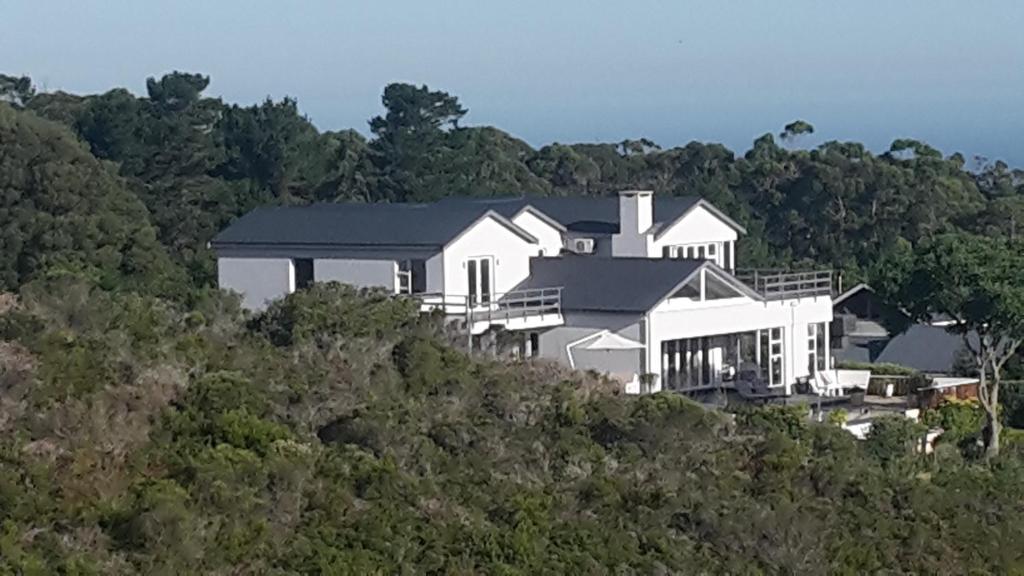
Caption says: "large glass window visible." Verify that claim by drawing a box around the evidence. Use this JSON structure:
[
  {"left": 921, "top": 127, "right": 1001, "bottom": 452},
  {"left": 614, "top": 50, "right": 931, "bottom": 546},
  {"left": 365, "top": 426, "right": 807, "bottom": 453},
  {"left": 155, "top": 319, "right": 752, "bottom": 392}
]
[
  {"left": 661, "top": 337, "right": 728, "bottom": 389},
  {"left": 673, "top": 277, "right": 701, "bottom": 300},
  {"left": 704, "top": 271, "right": 741, "bottom": 300}
]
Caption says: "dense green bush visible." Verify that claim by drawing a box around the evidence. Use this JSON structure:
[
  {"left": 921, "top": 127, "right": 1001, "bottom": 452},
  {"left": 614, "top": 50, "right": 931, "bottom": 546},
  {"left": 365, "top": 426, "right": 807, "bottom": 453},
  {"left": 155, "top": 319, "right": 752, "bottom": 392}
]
[{"left": 1, "top": 282, "right": 1023, "bottom": 574}]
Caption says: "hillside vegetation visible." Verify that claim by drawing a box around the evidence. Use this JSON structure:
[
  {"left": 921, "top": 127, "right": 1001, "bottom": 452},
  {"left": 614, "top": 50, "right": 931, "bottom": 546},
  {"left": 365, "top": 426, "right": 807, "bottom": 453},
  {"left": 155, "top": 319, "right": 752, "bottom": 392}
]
[
  {"left": 2, "top": 281, "right": 1024, "bottom": 574},
  {"left": 1, "top": 73, "right": 1024, "bottom": 573}
]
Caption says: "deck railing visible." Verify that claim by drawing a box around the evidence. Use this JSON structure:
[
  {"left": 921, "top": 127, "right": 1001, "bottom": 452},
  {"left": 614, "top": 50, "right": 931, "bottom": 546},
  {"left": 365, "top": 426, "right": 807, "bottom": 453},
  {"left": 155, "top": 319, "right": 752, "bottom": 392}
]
[
  {"left": 735, "top": 269, "right": 832, "bottom": 300},
  {"left": 414, "top": 287, "right": 562, "bottom": 322}
]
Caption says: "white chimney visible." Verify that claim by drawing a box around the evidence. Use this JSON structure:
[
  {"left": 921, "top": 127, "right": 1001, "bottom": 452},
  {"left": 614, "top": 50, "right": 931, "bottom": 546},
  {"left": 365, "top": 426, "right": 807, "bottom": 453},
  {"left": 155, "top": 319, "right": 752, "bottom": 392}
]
[
  {"left": 618, "top": 190, "right": 653, "bottom": 234},
  {"left": 612, "top": 190, "right": 655, "bottom": 257}
]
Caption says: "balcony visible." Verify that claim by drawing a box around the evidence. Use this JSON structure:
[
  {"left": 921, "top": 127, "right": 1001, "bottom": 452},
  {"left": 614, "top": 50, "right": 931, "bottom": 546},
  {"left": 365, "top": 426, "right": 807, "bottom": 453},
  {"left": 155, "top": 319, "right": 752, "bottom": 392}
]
[
  {"left": 415, "top": 287, "right": 563, "bottom": 334},
  {"left": 735, "top": 269, "right": 832, "bottom": 300}
]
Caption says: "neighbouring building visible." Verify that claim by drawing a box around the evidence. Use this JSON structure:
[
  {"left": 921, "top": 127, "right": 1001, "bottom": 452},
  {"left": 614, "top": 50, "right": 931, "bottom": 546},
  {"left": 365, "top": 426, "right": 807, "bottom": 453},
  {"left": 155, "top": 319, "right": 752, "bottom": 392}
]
[
  {"left": 831, "top": 284, "right": 973, "bottom": 375},
  {"left": 212, "top": 191, "right": 834, "bottom": 395}
]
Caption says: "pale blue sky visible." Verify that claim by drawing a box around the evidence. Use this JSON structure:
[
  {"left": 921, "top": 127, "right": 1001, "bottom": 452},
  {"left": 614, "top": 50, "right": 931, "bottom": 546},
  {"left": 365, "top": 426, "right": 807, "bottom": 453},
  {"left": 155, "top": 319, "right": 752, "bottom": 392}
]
[{"left": 3, "top": 1, "right": 1022, "bottom": 164}]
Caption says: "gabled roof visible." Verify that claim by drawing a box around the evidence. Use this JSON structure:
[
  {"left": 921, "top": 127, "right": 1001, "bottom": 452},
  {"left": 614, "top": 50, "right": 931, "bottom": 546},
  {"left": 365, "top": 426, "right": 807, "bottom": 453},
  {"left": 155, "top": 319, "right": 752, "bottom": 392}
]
[
  {"left": 875, "top": 325, "right": 974, "bottom": 375},
  {"left": 833, "top": 283, "right": 873, "bottom": 307},
  {"left": 211, "top": 202, "right": 537, "bottom": 249},
  {"left": 512, "top": 255, "right": 708, "bottom": 313},
  {"left": 651, "top": 198, "right": 747, "bottom": 238},
  {"left": 508, "top": 205, "right": 567, "bottom": 232},
  {"left": 438, "top": 195, "right": 740, "bottom": 236}
]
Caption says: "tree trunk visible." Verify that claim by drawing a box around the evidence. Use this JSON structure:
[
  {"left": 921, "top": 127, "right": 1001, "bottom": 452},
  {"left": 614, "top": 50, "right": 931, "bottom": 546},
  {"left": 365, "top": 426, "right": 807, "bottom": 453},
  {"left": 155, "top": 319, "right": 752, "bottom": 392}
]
[
  {"left": 980, "top": 357, "right": 1002, "bottom": 459},
  {"left": 985, "top": 363, "right": 1003, "bottom": 459},
  {"left": 985, "top": 414, "right": 1002, "bottom": 460}
]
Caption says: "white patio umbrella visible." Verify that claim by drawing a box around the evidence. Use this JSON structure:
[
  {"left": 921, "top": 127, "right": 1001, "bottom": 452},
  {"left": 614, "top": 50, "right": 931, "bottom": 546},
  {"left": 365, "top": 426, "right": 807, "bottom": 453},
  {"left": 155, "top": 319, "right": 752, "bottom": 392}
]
[{"left": 566, "top": 330, "right": 645, "bottom": 369}]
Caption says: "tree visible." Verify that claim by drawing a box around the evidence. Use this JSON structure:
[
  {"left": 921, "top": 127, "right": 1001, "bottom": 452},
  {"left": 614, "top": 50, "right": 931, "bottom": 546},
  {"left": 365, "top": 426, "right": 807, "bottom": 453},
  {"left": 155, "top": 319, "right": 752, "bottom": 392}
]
[
  {"left": 0, "top": 103, "right": 183, "bottom": 296},
  {"left": 879, "top": 233, "right": 1024, "bottom": 458},
  {"left": 145, "top": 71, "right": 210, "bottom": 112},
  {"left": 779, "top": 120, "right": 814, "bottom": 142},
  {"left": 0, "top": 74, "right": 35, "bottom": 107},
  {"left": 368, "top": 83, "right": 467, "bottom": 201}
]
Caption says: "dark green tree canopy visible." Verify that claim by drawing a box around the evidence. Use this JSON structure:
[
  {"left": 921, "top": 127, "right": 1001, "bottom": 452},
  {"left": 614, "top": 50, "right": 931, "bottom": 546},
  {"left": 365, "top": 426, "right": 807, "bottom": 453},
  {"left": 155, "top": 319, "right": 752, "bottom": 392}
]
[{"left": 0, "top": 103, "right": 182, "bottom": 295}]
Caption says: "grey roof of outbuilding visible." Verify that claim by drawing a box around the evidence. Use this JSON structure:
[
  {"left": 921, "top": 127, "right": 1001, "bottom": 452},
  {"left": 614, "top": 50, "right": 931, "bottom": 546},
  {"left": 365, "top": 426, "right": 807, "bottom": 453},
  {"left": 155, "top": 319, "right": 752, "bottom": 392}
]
[
  {"left": 211, "top": 202, "right": 536, "bottom": 248},
  {"left": 437, "top": 196, "right": 724, "bottom": 235},
  {"left": 512, "top": 256, "right": 707, "bottom": 313},
  {"left": 875, "top": 324, "right": 974, "bottom": 375}
]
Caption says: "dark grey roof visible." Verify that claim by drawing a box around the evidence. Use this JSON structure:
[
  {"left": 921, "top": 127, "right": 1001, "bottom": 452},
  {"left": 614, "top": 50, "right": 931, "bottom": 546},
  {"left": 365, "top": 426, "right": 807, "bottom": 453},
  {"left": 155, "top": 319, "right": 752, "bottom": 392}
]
[
  {"left": 513, "top": 255, "right": 705, "bottom": 312},
  {"left": 212, "top": 202, "right": 535, "bottom": 248},
  {"left": 438, "top": 196, "right": 710, "bottom": 235},
  {"left": 875, "top": 324, "right": 973, "bottom": 375}
]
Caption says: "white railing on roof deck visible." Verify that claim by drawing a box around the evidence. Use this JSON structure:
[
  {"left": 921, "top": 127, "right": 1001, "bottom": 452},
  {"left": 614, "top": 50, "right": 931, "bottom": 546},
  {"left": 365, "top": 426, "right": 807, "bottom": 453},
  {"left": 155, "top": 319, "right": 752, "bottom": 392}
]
[
  {"left": 413, "top": 287, "right": 562, "bottom": 322},
  {"left": 734, "top": 269, "right": 832, "bottom": 300}
]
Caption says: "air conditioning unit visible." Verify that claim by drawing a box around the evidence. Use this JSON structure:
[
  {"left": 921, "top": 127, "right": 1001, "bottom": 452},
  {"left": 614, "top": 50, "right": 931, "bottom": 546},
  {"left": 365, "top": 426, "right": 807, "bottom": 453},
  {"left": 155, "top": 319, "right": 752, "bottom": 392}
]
[{"left": 567, "top": 238, "right": 595, "bottom": 254}]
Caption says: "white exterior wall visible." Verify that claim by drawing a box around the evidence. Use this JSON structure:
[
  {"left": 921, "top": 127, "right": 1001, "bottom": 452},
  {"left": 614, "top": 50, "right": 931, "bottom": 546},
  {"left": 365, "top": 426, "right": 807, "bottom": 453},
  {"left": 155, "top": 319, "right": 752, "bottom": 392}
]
[
  {"left": 613, "top": 204, "right": 740, "bottom": 260},
  {"left": 651, "top": 206, "right": 739, "bottom": 259},
  {"left": 644, "top": 295, "right": 833, "bottom": 393},
  {"left": 218, "top": 257, "right": 293, "bottom": 310},
  {"left": 511, "top": 211, "right": 563, "bottom": 256},
  {"left": 425, "top": 252, "right": 445, "bottom": 293},
  {"left": 442, "top": 216, "right": 538, "bottom": 298},
  {"left": 612, "top": 191, "right": 654, "bottom": 257},
  {"left": 611, "top": 231, "right": 650, "bottom": 257},
  {"left": 314, "top": 259, "right": 397, "bottom": 291}
]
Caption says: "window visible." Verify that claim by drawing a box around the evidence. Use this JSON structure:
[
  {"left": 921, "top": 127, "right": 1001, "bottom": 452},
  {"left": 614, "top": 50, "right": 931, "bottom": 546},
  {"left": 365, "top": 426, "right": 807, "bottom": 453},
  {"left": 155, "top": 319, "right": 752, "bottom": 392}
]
[
  {"left": 398, "top": 261, "right": 411, "bottom": 294},
  {"left": 293, "top": 259, "right": 314, "bottom": 290},
  {"left": 672, "top": 277, "right": 701, "bottom": 300},
  {"left": 703, "top": 271, "right": 741, "bottom": 300},
  {"left": 661, "top": 337, "right": 723, "bottom": 389},
  {"left": 770, "top": 328, "right": 783, "bottom": 386},
  {"left": 665, "top": 243, "right": 724, "bottom": 266},
  {"left": 466, "top": 257, "right": 493, "bottom": 306},
  {"left": 808, "top": 323, "right": 826, "bottom": 373},
  {"left": 758, "top": 328, "right": 784, "bottom": 387},
  {"left": 529, "top": 332, "right": 540, "bottom": 357},
  {"left": 399, "top": 259, "right": 427, "bottom": 294},
  {"left": 700, "top": 337, "right": 711, "bottom": 385}
]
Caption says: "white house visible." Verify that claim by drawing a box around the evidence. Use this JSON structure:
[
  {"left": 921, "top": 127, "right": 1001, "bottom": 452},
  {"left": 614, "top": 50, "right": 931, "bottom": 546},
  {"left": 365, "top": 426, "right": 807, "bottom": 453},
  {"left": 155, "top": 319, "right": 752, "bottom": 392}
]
[{"left": 212, "top": 191, "right": 834, "bottom": 396}]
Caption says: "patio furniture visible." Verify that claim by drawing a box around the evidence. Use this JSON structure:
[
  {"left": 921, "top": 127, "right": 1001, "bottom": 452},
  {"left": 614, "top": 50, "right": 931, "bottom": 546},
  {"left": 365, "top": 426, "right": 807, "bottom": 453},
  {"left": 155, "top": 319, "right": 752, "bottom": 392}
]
[{"left": 735, "top": 362, "right": 775, "bottom": 403}]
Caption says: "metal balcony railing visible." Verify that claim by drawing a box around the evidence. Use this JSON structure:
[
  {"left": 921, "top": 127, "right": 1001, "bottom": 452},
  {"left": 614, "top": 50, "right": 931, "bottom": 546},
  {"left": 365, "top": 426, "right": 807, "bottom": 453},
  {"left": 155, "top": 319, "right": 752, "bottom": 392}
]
[
  {"left": 414, "top": 287, "right": 562, "bottom": 322},
  {"left": 734, "top": 269, "right": 832, "bottom": 300}
]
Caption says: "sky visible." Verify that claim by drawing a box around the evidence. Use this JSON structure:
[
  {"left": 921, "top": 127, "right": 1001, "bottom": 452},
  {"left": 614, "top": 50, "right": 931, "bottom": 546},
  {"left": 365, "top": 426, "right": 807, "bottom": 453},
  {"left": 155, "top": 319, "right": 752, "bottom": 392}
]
[{"left": 3, "top": 0, "right": 1023, "bottom": 165}]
